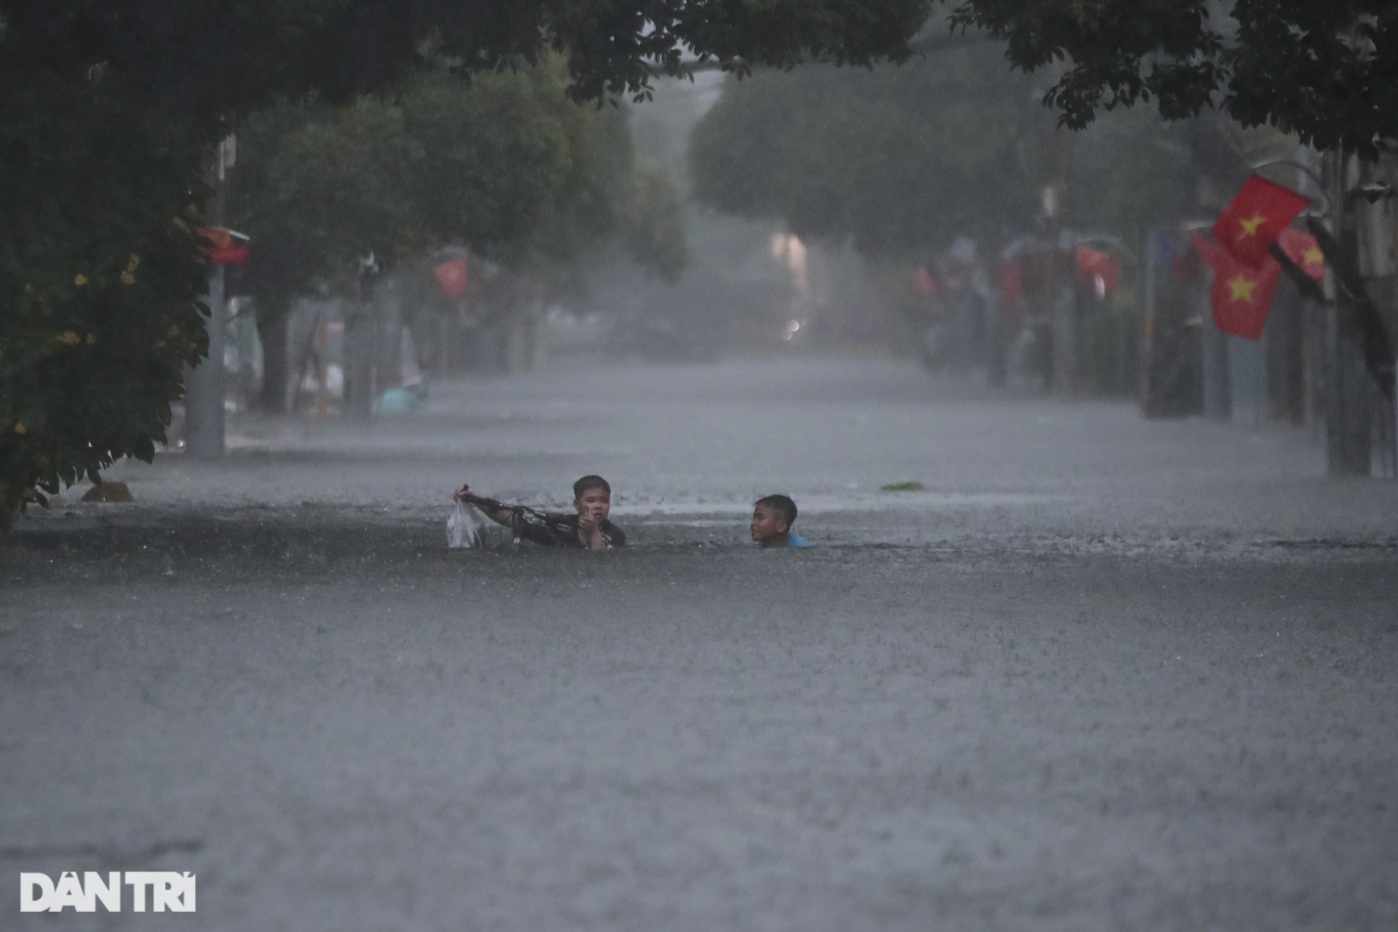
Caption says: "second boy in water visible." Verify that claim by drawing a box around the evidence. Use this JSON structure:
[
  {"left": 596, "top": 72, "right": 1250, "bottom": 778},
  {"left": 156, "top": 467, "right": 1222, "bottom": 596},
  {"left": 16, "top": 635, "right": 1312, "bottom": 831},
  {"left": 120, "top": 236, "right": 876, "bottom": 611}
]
[{"left": 750, "top": 494, "right": 810, "bottom": 548}]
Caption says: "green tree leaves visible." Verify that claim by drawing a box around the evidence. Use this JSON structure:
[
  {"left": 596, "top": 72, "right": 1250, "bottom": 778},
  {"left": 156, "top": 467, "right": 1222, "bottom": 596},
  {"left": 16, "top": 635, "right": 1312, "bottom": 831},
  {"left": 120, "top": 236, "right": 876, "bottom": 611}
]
[
  {"left": 232, "top": 56, "right": 679, "bottom": 321},
  {"left": 1, "top": 0, "right": 929, "bottom": 522},
  {"left": 951, "top": 0, "right": 1398, "bottom": 156},
  {"left": 0, "top": 74, "right": 208, "bottom": 524},
  {"left": 690, "top": 43, "right": 1042, "bottom": 257}
]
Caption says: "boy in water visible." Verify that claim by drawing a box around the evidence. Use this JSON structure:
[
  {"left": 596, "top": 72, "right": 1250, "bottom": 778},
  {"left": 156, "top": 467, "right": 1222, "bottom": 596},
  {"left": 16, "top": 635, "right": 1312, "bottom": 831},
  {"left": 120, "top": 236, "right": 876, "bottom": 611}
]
[
  {"left": 750, "top": 494, "right": 810, "bottom": 548},
  {"left": 454, "top": 475, "right": 625, "bottom": 550}
]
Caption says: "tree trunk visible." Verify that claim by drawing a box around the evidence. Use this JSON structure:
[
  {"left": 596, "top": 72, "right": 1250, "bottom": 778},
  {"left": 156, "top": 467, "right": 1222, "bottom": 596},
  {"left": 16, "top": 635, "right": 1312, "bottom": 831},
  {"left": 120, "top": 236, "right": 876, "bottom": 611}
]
[
  {"left": 1320, "top": 152, "right": 1374, "bottom": 475},
  {"left": 255, "top": 297, "right": 292, "bottom": 413}
]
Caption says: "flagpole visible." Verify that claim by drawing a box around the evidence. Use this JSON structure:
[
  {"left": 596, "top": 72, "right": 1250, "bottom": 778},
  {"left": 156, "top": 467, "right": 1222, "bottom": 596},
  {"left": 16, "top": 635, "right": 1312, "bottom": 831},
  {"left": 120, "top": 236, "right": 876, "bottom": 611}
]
[{"left": 185, "top": 140, "right": 233, "bottom": 459}]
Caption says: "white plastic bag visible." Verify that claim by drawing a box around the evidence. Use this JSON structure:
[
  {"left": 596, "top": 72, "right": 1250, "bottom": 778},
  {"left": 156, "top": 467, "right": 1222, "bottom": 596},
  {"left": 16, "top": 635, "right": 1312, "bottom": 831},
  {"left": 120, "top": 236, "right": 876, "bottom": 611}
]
[{"left": 446, "top": 501, "right": 485, "bottom": 549}]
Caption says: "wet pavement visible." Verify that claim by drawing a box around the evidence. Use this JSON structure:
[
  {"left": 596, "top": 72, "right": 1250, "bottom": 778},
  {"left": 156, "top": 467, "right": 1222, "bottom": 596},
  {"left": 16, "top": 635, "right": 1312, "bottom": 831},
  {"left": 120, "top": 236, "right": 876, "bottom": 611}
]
[{"left": 3, "top": 353, "right": 1397, "bottom": 930}]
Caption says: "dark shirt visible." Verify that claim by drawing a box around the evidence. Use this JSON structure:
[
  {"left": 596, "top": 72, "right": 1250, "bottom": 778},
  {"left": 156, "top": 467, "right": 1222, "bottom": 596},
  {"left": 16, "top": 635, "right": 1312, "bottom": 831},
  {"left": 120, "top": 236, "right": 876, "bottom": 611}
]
[{"left": 516, "top": 511, "right": 626, "bottom": 549}]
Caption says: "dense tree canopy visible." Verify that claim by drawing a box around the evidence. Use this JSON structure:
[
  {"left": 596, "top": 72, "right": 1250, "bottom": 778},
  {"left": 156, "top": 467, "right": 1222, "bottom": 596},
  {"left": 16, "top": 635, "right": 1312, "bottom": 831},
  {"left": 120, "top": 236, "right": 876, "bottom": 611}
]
[
  {"left": 0, "top": 74, "right": 208, "bottom": 520},
  {"left": 950, "top": 0, "right": 1398, "bottom": 157},
  {"left": 232, "top": 57, "right": 687, "bottom": 411},
  {"left": 7, "top": 0, "right": 1398, "bottom": 521},
  {"left": 0, "top": 1, "right": 932, "bottom": 125},
  {"left": 690, "top": 42, "right": 1042, "bottom": 257},
  {"left": 689, "top": 36, "right": 1228, "bottom": 262},
  {"left": 0, "top": 0, "right": 929, "bottom": 524},
  {"left": 232, "top": 61, "right": 614, "bottom": 309}
]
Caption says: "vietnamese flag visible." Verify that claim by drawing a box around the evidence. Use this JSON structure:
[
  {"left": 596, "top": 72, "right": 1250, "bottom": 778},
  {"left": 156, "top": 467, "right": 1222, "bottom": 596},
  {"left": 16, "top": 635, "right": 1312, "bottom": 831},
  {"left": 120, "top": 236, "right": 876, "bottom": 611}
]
[
  {"left": 1190, "top": 234, "right": 1281, "bottom": 340},
  {"left": 1211, "top": 175, "right": 1310, "bottom": 269},
  {"left": 1276, "top": 226, "right": 1326, "bottom": 282},
  {"left": 197, "top": 227, "right": 250, "bottom": 266}
]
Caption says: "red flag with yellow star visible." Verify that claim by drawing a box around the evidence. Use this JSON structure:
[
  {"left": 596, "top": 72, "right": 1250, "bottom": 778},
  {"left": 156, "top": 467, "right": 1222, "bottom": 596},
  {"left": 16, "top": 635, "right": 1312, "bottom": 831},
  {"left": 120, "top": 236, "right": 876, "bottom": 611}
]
[
  {"left": 1211, "top": 175, "right": 1310, "bottom": 269},
  {"left": 1189, "top": 234, "right": 1280, "bottom": 340},
  {"left": 1275, "top": 226, "right": 1326, "bottom": 282},
  {"left": 197, "top": 227, "right": 250, "bottom": 265}
]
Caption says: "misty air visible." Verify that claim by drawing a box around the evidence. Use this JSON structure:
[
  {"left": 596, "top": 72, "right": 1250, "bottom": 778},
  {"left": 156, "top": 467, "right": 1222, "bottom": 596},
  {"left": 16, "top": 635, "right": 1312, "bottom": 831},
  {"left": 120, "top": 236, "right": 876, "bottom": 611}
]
[{"left": 3, "top": 3, "right": 1397, "bottom": 930}]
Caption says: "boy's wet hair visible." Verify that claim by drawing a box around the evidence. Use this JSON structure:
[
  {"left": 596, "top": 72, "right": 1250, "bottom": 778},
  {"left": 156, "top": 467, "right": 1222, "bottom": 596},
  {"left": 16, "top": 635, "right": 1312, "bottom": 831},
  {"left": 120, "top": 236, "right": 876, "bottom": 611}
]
[
  {"left": 574, "top": 475, "right": 611, "bottom": 499},
  {"left": 755, "top": 494, "right": 797, "bottom": 526}
]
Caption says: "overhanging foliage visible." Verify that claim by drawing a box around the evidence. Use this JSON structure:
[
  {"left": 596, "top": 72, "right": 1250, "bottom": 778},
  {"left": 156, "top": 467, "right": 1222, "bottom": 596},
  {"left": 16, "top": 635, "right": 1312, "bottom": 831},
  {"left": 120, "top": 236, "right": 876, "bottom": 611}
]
[
  {"left": 0, "top": 74, "right": 209, "bottom": 524},
  {"left": 0, "top": 1, "right": 930, "bottom": 523},
  {"left": 951, "top": 0, "right": 1398, "bottom": 157}
]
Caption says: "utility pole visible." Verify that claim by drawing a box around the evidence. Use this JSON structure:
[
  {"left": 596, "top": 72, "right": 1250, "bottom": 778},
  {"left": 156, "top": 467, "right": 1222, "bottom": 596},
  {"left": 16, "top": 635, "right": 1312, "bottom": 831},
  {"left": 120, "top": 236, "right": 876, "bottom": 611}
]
[
  {"left": 184, "top": 136, "right": 236, "bottom": 459},
  {"left": 1199, "top": 275, "right": 1231, "bottom": 420},
  {"left": 1323, "top": 150, "right": 1373, "bottom": 475},
  {"left": 1354, "top": 159, "right": 1398, "bottom": 476},
  {"left": 1043, "top": 133, "right": 1077, "bottom": 396},
  {"left": 1189, "top": 118, "right": 1232, "bottom": 421},
  {"left": 345, "top": 253, "right": 381, "bottom": 424}
]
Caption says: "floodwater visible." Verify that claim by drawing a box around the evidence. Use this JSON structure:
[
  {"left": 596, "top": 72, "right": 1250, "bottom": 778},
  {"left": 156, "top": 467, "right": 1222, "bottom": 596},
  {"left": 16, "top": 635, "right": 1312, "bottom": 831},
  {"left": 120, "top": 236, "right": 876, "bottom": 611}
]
[{"left": 3, "top": 354, "right": 1397, "bottom": 930}]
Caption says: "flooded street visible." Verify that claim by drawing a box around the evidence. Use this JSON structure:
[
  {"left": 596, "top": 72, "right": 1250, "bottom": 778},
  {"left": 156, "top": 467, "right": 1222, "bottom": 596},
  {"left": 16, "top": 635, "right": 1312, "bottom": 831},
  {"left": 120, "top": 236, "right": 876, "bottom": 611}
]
[{"left": 4, "top": 354, "right": 1397, "bottom": 930}]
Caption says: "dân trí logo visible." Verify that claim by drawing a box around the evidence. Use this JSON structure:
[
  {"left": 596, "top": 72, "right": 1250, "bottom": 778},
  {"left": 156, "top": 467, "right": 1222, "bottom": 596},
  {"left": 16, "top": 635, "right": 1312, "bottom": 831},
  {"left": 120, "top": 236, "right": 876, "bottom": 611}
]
[{"left": 20, "top": 871, "right": 195, "bottom": 913}]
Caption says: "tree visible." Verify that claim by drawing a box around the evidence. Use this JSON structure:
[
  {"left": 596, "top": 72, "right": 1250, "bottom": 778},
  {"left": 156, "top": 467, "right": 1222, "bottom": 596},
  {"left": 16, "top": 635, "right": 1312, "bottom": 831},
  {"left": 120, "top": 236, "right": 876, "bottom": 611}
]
[
  {"left": 0, "top": 74, "right": 208, "bottom": 522},
  {"left": 617, "top": 165, "right": 689, "bottom": 284},
  {"left": 231, "top": 57, "right": 686, "bottom": 411},
  {"left": 689, "top": 42, "right": 1281, "bottom": 389},
  {"left": 946, "top": 1, "right": 1396, "bottom": 473},
  {"left": 1, "top": 2, "right": 933, "bottom": 139},
  {"left": 690, "top": 42, "right": 1043, "bottom": 257},
  {"left": 1, "top": 1, "right": 929, "bottom": 523},
  {"left": 947, "top": 0, "right": 1398, "bottom": 158},
  {"left": 230, "top": 96, "right": 429, "bottom": 411}
]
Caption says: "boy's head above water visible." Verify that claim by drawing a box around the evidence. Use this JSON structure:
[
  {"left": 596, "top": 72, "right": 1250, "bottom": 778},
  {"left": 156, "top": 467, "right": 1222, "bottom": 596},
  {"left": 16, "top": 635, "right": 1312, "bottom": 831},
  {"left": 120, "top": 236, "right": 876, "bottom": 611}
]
[
  {"left": 751, "top": 494, "right": 798, "bottom": 547},
  {"left": 573, "top": 475, "right": 612, "bottom": 522}
]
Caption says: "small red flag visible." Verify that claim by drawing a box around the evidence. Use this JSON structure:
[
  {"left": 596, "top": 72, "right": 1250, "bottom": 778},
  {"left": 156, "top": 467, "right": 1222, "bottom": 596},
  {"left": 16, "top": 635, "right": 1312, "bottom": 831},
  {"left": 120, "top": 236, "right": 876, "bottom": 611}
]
[
  {"left": 433, "top": 256, "right": 468, "bottom": 297},
  {"left": 197, "top": 227, "right": 250, "bottom": 266},
  {"left": 1190, "top": 234, "right": 1280, "bottom": 340},
  {"left": 1211, "top": 175, "right": 1310, "bottom": 269},
  {"left": 1275, "top": 226, "right": 1326, "bottom": 282},
  {"left": 1074, "top": 245, "right": 1119, "bottom": 296}
]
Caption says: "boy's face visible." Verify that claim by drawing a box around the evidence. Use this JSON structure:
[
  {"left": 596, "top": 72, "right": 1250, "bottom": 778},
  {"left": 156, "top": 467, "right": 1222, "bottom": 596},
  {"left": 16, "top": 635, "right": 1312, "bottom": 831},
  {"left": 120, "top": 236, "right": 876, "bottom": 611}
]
[
  {"left": 574, "top": 488, "right": 611, "bottom": 523},
  {"left": 750, "top": 504, "right": 789, "bottom": 545}
]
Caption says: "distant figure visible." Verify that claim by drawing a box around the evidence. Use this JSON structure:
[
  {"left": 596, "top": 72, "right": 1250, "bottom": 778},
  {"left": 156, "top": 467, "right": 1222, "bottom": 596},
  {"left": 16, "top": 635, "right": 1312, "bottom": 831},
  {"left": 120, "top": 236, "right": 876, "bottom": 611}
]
[
  {"left": 454, "top": 475, "right": 625, "bottom": 550},
  {"left": 750, "top": 494, "right": 810, "bottom": 548}
]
